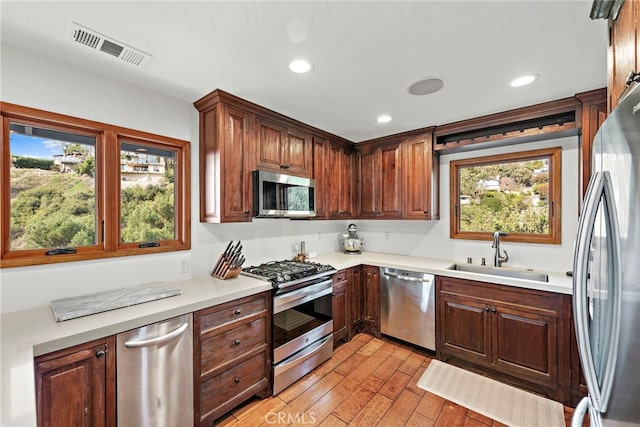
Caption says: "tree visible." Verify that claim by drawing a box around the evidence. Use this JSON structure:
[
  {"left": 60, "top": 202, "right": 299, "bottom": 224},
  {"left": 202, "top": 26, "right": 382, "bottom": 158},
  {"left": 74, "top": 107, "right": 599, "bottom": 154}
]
[{"left": 76, "top": 157, "right": 94, "bottom": 177}]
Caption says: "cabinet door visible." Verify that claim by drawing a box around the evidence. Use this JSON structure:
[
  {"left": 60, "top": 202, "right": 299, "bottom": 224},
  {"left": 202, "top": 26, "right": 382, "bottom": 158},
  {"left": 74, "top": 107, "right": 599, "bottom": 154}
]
[
  {"left": 332, "top": 274, "right": 349, "bottom": 346},
  {"left": 222, "top": 106, "right": 253, "bottom": 222},
  {"left": 338, "top": 147, "right": 355, "bottom": 217},
  {"left": 491, "top": 304, "right": 558, "bottom": 387},
  {"left": 256, "top": 117, "right": 286, "bottom": 172},
  {"left": 403, "top": 134, "right": 435, "bottom": 219},
  {"left": 361, "top": 265, "right": 381, "bottom": 337},
  {"left": 312, "top": 137, "right": 328, "bottom": 218},
  {"left": 379, "top": 143, "right": 402, "bottom": 217},
  {"left": 357, "top": 150, "right": 379, "bottom": 217},
  {"left": 348, "top": 265, "right": 363, "bottom": 339},
  {"left": 327, "top": 144, "right": 355, "bottom": 218},
  {"left": 35, "top": 337, "right": 115, "bottom": 427},
  {"left": 284, "top": 129, "right": 311, "bottom": 177},
  {"left": 438, "top": 293, "right": 492, "bottom": 365},
  {"left": 609, "top": 0, "right": 639, "bottom": 111}
]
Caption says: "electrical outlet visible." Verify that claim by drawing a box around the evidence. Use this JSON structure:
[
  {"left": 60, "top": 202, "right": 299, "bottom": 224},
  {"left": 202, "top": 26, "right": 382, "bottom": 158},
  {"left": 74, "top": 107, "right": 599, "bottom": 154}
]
[{"left": 178, "top": 256, "right": 190, "bottom": 274}]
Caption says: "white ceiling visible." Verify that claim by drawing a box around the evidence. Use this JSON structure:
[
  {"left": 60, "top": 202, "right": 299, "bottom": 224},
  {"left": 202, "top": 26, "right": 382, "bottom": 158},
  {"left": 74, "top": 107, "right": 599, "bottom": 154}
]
[{"left": 0, "top": 1, "right": 607, "bottom": 142}]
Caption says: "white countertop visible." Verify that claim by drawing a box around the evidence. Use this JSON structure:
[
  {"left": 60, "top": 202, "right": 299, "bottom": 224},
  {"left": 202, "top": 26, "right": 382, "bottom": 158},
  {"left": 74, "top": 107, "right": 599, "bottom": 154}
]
[
  {"left": 1, "top": 275, "right": 272, "bottom": 427},
  {"left": 0, "top": 251, "right": 572, "bottom": 426},
  {"left": 313, "top": 252, "right": 573, "bottom": 295}
]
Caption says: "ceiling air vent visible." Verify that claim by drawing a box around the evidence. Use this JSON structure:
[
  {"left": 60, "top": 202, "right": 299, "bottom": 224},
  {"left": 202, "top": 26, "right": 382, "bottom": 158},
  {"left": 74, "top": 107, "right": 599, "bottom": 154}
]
[{"left": 68, "top": 22, "right": 152, "bottom": 68}]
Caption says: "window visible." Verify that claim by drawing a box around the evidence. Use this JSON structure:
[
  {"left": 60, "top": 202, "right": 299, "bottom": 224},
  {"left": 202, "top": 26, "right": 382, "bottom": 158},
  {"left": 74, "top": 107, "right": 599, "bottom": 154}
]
[
  {"left": 1, "top": 103, "right": 190, "bottom": 267},
  {"left": 450, "top": 147, "right": 561, "bottom": 244}
]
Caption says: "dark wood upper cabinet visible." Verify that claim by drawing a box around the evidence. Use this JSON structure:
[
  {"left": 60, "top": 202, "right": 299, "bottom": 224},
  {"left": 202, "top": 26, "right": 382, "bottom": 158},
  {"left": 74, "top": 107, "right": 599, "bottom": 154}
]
[
  {"left": 401, "top": 132, "right": 439, "bottom": 220},
  {"left": 575, "top": 88, "right": 607, "bottom": 197},
  {"left": 35, "top": 337, "right": 115, "bottom": 427},
  {"left": 312, "top": 137, "right": 329, "bottom": 218},
  {"left": 255, "top": 117, "right": 311, "bottom": 178},
  {"left": 608, "top": 0, "right": 639, "bottom": 111},
  {"left": 256, "top": 118, "right": 286, "bottom": 173},
  {"left": 195, "top": 93, "right": 254, "bottom": 223},
  {"left": 356, "top": 142, "right": 402, "bottom": 218},
  {"left": 313, "top": 138, "right": 355, "bottom": 219}
]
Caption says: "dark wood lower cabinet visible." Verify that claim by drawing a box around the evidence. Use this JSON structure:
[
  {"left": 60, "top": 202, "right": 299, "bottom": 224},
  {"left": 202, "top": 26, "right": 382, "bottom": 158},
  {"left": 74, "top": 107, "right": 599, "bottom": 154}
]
[
  {"left": 358, "top": 265, "right": 381, "bottom": 338},
  {"left": 34, "top": 337, "right": 115, "bottom": 427},
  {"left": 436, "top": 276, "right": 572, "bottom": 406},
  {"left": 332, "top": 270, "right": 349, "bottom": 346},
  {"left": 193, "top": 292, "right": 271, "bottom": 426},
  {"left": 348, "top": 265, "right": 363, "bottom": 340}
]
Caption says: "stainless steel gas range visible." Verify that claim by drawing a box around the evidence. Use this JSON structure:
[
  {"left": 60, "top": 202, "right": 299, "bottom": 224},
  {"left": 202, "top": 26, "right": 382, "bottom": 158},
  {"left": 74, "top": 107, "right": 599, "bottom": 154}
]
[{"left": 242, "top": 260, "right": 336, "bottom": 395}]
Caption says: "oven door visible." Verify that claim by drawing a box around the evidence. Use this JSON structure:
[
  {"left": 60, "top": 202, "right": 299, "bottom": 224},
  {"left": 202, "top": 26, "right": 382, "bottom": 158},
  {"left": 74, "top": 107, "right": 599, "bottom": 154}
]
[
  {"left": 272, "top": 278, "right": 334, "bottom": 394},
  {"left": 273, "top": 279, "right": 333, "bottom": 365}
]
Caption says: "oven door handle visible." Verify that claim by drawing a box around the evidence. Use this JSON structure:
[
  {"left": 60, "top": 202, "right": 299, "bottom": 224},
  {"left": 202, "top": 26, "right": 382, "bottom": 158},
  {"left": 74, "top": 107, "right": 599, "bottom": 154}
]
[
  {"left": 274, "top": 279, "right": 333, "bottom": 313},
  {"left": 277, "top": 335, "right": 332, "bottom": 369}
]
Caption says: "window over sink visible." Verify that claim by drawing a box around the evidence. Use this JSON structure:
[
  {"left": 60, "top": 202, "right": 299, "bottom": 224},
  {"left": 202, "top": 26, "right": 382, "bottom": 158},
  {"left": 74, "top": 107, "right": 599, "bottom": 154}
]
[{"left": 450, "top": 147, "right": 561, "bottom": 244}]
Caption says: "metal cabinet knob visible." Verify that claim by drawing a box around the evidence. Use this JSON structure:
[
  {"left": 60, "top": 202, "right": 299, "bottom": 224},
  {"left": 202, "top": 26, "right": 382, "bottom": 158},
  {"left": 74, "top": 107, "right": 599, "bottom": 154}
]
[
  {"left": 95, "top": 350, "right": 106, "bottom": 359},
  {"left": 234, "top": 309, "right": 241, "bottom": 315},
  {"left": 234, "top": 377, "right": 241, "bottom": 383},
  {"left": 484, "top": 307, "right": 490, "bottom": 312},
  {"left": 234, "top": 339, "right": 241, "bottom": 345},
  {"left": 491, "top": 308, "right": 497, "bottom": 313}
]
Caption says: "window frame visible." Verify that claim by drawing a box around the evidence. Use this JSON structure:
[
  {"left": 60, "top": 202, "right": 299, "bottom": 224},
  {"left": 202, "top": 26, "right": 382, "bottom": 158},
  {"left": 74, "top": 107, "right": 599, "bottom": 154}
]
[
  {"left": 1, "top": 102, "right": 191, "bottom": 268},
  {"left": 449, "top": 147, "right": 562, "bottom": 244}
]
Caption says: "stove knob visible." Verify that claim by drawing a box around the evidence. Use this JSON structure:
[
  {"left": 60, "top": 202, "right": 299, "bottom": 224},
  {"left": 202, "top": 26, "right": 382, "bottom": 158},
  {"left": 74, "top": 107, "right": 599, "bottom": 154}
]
[
  {"left": 276, "top": 276, "right": 284, "bottom": 283},
  {"left": 283, "top": 274, "right": 291, "bottom": 281}
]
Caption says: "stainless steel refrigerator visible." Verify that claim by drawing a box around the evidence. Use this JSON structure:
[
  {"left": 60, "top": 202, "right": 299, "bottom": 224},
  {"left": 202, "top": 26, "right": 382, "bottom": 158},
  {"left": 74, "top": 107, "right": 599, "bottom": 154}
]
[{"left": 572, "top": 84, "right": 640, "bottom": 427}]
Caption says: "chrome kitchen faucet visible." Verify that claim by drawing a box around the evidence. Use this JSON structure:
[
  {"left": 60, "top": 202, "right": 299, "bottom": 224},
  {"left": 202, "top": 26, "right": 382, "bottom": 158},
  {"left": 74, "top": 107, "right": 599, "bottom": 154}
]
[{"left": 492, "top": 231, "right": 509, "bottom": 267}]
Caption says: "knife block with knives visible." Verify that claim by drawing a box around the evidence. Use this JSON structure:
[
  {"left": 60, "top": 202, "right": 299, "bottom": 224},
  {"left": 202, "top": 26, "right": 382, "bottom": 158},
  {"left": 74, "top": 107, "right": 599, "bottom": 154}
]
[{"left": 211, "top": 240, "right": 245, "bottom": 279}]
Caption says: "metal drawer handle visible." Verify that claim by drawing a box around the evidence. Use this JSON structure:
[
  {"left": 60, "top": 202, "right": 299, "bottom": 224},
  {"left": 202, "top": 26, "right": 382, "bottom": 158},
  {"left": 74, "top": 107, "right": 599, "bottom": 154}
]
[
  {"left": 234, "top": 339, "right": 241, "bottom": 346},
  {"left": 124, "top": 322, "right": 189, "bottom": 348},
  {"left": 95, "top": 350, "right": 106, "bottom": 358}
]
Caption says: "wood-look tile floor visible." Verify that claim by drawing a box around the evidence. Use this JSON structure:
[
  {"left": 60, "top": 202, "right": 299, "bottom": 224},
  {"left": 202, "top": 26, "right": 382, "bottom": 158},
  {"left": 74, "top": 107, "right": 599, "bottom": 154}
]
[{"left": 216, "top": 334, "right": 576, "bottom": 427}]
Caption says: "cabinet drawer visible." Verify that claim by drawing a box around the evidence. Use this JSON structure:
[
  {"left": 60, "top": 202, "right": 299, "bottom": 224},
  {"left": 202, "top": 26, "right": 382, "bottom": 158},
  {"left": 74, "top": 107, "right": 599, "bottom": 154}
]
[
  {"left": 198, "top": 294, "right": 267, "bottom": 333},
  {"left": 333, "top": 270, "right": 347, "bottom": 283},
  {"left": 199, "top": 352, "right": 267, "bottom": 416},
  {"left": 200, "top": 317, "right": 267, "bottom": 376}
]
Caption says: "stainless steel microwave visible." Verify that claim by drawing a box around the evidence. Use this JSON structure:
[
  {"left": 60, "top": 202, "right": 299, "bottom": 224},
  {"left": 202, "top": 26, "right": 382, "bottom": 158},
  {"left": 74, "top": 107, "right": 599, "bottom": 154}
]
[{"left": 253, "top": 170, "right": 316, "bottom": 218}]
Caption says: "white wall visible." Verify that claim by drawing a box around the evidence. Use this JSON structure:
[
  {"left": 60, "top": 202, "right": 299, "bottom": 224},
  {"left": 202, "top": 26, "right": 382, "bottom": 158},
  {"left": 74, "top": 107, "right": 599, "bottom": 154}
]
[{"left": 0, "top": 43, "right": 579, "bottom": 314}]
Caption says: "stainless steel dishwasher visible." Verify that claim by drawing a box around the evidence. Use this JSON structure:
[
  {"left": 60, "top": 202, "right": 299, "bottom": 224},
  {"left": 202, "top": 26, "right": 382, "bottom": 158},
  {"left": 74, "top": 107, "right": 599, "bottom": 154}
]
[
  {"left": 116, "top": 313, "right": 193, "bottom": 427},
  {"left": 380, "top": 267, "right": 435, "bottom": 351}
]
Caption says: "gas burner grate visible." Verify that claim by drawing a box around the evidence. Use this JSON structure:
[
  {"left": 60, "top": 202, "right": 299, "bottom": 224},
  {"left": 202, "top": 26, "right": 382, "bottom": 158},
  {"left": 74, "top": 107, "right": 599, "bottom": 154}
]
[{"left": 241, "top": 259, "right": 335, "bottom": 285}]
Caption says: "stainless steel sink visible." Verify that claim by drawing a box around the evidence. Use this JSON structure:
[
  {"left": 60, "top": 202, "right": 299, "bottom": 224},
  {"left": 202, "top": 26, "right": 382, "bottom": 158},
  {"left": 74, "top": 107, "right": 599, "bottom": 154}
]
[{"left": 447, "top": 263, "right": 549, "bottom": 282}]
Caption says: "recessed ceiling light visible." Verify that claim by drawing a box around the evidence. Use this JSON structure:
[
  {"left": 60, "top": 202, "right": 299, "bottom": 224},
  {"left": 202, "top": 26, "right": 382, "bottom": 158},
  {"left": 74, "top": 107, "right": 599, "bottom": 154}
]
[
  {"left": 408, "top": 77, "right": 446, "bottom": 95},
  {"left": 376, "top": 115, "right": 392, "bottom": 124},
  {"left": 289, "top": 59, "right": 312, "bottom": 74},
  {"left": 509, "top": 74, "right": 539, "bottom": 87}
]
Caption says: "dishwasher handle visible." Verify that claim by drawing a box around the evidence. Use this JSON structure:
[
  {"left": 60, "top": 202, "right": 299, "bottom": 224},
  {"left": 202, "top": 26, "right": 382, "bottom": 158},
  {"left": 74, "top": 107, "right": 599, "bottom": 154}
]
[
  {"left": 124, "top": 322, "right": 189, "bottom": 348},
  {"left": 382, "top": 271, "right": 432, "bottom": 283}
]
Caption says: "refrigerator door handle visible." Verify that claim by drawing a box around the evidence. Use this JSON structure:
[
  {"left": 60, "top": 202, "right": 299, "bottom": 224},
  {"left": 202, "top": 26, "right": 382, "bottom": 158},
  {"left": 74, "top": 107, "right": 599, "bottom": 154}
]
[
  {"left": 571, "top": 397, "right": 590, "bottom": 427},
  {"left": 573, "top": 171, "right": 622, "bottom": 413}
]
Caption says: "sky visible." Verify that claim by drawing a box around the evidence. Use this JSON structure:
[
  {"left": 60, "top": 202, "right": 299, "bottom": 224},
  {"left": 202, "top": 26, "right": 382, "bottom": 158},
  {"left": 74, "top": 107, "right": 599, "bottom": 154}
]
[{"left": 11, "top": 133, "right": 67, "bottom": 159}]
